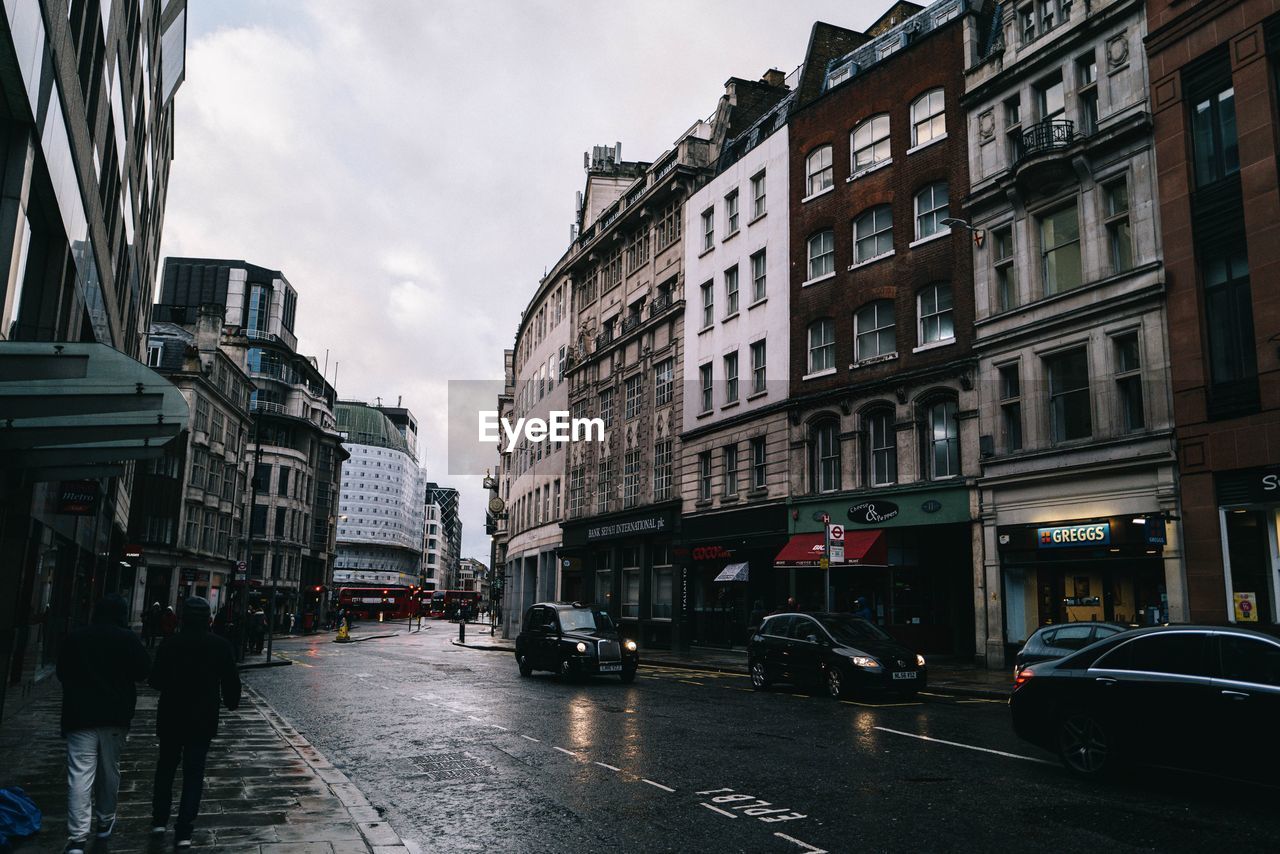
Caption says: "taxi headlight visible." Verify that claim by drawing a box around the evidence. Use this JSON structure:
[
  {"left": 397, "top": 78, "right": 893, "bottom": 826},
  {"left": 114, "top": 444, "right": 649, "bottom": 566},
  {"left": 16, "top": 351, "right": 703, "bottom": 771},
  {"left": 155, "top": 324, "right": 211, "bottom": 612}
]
[
  {"left": 625, "top": 640, "right": 637, "bottom": 652},
  {"left": 575, "top": 642, "right": 588, "bottom": 654},
  {"left": 850, "top": 655, "right": 882, "bottom": 671},
  {"left": 916, "top": 653, "right": 926, "bottom": 667}
]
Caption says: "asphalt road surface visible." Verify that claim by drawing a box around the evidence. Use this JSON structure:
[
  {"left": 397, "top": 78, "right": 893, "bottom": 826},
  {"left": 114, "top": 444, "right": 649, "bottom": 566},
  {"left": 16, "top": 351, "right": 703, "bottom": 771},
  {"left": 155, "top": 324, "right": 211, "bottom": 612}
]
[{"left": 246, "top": 628, "right": 1279, "bottom": 854}]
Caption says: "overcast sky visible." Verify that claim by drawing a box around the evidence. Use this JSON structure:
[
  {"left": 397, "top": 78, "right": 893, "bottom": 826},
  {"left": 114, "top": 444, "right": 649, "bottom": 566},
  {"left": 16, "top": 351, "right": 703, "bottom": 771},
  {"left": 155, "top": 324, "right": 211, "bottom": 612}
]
[{"left": 158, "top": 0, "right": 882, "bottom": 563}]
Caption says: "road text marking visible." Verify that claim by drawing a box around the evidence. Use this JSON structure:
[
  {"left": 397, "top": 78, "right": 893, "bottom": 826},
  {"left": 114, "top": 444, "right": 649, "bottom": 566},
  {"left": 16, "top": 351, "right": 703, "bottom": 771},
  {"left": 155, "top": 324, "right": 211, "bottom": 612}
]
[
  {"left": 873, "top": 726, "right": 1053, "bottom": 764},
  {"left": 642, "top": 779, "right": 675, "bottom": 792}
]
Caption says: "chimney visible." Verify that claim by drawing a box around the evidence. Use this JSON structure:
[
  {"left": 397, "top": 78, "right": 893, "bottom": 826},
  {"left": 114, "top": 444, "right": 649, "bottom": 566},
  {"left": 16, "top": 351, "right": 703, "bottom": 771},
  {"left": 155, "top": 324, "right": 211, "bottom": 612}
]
[{"left": 762, "top": 68, "right": 786, "bottom": 88}]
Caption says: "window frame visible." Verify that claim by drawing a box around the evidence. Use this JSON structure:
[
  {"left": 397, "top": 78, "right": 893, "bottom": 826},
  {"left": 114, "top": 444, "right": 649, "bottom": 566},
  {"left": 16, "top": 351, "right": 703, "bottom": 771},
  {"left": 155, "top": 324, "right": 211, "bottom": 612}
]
[
  {"left": 699, "top": 362, "right": 714, "bottom": 414},
  {"left": 864, "top": 407, "right": 897, "bottom": 486},
  {"left": 807, "top": 319, "right": 836, "bottom": 375},
  {"left": 854, "top": 204, "right": 894, "bottom": 263},
  {"left": 810, "top": 419, "right": 842, "bottom": 493},
  {"left": 723, "top": 351, "right": 739, "bottom": 404},
  {"left": 806, "top": 145, "right": 834, "bottom": 197},
  {"left": 1112, "top": 331, "right": 1145, "bottom": 433},
  {"left": 750, "top": 170, "right": 767, "bottom": 219},
  {"left": 917, "top": 283, "right": 955, "bottom": 347},
  {"left": 750, "top": 339, "right": 767, "bottom": 395},
  {"left": 924, "top": 398, "right": 960, "bottom": 480},
  {"left": 725, "top": 189, "right": 740, "bottom": 236},
  {"left": 851, "top": 113, "right": 891, "bottom": 173},
  {"left": 910, "top": 88, "right": 946, "bottom": 148},
  {"left": 914, "top": 182, "right": 949, "bottom": 241},
  {"left": 854, "top": 300, "right": 896, "bottom": 363},
  {"left": 1045, "top": 346, "right": 1093, "bottom": 443},
  {"left": 1039, "top": 200, "right": 1083, "bottom": 296},
  {"left": 807, "top": 230, "right": 835, "bottom": 281}
]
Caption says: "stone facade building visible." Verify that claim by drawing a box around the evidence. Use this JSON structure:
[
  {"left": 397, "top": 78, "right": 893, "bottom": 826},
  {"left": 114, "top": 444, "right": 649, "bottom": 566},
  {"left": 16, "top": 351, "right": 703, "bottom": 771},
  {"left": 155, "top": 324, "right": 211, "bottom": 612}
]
[{"left": 963, "top": 0, "right": 1182, "bottom": 667}]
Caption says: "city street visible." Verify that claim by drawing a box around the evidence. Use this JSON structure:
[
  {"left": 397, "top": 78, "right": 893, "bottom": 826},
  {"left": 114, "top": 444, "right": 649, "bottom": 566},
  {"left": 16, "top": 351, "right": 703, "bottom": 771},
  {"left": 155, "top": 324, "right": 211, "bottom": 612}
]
[{"left": 249, "top": 629, "right": 1280, "bottom": 854}]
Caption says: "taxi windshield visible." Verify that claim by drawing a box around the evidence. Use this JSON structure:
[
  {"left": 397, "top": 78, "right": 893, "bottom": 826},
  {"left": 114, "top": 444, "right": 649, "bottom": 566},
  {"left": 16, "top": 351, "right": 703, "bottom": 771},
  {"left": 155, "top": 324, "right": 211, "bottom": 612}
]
[{"left": 559, "top": 608, "right": 613, "bottom": 633}]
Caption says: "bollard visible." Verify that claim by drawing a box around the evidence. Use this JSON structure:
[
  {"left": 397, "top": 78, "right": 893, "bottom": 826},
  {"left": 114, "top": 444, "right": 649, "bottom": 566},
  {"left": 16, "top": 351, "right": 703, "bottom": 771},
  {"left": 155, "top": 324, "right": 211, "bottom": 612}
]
[{"left": 459, "top": 620, "right": 465, "bottom": 644}]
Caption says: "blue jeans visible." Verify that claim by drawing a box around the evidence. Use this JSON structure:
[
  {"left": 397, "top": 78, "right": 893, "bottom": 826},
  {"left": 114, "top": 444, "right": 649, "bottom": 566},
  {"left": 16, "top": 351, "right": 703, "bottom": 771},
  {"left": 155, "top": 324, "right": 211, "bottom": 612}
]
[{"left": 151, "top": 738, "right": 210, "bottom": 839}]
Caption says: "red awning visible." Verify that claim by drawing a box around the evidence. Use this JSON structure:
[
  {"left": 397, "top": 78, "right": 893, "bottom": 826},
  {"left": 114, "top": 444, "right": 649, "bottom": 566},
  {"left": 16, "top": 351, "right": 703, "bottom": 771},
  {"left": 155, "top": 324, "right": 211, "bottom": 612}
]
[{"left": 773, "top": 530, "right": 888, "bottom": 568}]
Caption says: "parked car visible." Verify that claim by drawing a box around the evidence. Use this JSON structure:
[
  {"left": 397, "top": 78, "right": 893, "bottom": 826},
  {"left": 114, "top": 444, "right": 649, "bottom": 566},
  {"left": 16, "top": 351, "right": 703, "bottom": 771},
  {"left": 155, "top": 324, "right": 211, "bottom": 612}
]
[
  {"left": 1013, "top": 621, "right": 1130, "bottom": 675},
  {"left": 747, "top": 612, "right": 926, "bottom": 698},
  {"left": 1009, "top": 625, "right": 1280, "bottom": 780},
  {"left": 515, "top": 602, "right": 638, "bottom": 682}
]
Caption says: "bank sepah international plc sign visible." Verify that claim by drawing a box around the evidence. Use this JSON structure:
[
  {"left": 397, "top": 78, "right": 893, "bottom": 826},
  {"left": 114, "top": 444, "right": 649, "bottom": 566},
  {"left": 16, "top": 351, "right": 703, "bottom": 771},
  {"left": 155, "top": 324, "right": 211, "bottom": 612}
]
[{"left": 586, "top": 513, "right": 670, "bottom": 542}]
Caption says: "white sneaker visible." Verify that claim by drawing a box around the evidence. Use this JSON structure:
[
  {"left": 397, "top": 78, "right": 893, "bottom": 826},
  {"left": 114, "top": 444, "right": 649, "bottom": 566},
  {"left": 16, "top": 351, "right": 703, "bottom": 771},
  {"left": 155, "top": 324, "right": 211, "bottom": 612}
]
[
  {"left": 152, "top": 826, "right": 167, "bottom": 835},
  {"left": 95, "top": 816, "right": 117, "bottom": 838}
]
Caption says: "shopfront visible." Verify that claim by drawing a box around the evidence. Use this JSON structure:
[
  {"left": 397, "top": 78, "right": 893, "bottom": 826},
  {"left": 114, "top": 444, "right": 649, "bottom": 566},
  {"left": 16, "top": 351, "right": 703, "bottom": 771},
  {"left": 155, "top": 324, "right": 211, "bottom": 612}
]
[
  {"left": 787, "top": 486, "right": 976, "bottom": 656},
  {"left": 997, "top": 514, "right": 1169, "bottom": 662},
  {"left": 1215, "top": 465, "right": 1280, "bottom": 626},
  {"left": 560, "top": 503, "right": 680, "bottom": 650}
]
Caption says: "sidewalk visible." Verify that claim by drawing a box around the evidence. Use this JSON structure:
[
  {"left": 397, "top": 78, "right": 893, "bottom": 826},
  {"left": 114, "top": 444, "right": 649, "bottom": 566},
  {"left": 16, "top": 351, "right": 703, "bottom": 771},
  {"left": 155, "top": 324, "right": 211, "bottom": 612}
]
[
  {"left": 0, "top": 687, "right": 414, "bottom": 853},
  {"left": 454, "top": 636, "right": 1013, "bottom": 699}
]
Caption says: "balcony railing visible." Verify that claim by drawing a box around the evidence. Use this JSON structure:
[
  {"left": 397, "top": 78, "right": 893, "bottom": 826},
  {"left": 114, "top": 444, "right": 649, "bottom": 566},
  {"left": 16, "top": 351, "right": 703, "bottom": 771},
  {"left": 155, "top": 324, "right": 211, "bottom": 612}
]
[
  {"left": 621, "top": 314, "right": 642, "bottom": 334},
  {"left": 1019, "top": 119, "right": 1075, "bottom": 161},
  {"left": 596, "top": 329, "right": 615, "bottom": 351},
  {"left": 651, "top": 293, "right": 673, "bottom": 317},
  {"left": 250, "top": 399, "right": 288, "bottom": 416}
]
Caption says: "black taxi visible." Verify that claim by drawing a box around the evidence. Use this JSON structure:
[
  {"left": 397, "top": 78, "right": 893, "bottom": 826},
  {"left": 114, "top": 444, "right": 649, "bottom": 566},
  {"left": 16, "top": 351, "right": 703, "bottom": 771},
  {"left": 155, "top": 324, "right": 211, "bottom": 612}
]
[{"left": 515, "top": 602, "right": 639, "bottom": 682}]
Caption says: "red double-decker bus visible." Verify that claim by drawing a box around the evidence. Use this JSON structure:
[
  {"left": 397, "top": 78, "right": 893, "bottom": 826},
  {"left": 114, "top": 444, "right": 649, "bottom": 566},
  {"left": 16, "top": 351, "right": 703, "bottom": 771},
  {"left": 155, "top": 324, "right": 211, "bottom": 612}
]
[
  {"left": 337, "top": 587, "right": 422, "bottom": 621},
  {"left": 428, "top": 589, "right": 480, "bottom": 619}
]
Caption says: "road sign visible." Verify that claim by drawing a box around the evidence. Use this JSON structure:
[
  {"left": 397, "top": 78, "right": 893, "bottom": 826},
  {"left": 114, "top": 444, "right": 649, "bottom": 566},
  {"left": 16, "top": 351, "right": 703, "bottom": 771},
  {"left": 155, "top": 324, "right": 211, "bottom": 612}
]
[
  {"left": 811, "top": 511, "right": 830, "bottom": 524},
  {"left": 829, "top": 544, "right": 845, "bottom": 564},
  {"left": 819, "top": 557, "right": 830, "bottom": 570},
  {"left": 827, "top": 524, "right": 845, "bottom": 543},
  {"left": 236, "top": 560, "right": 247, "bottom": 572}
]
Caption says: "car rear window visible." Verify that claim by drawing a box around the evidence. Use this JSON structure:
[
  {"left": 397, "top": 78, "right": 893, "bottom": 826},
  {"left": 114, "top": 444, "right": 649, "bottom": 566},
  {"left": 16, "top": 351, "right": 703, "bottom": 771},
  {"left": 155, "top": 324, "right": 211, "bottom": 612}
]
[
  {"left": 1218, "top": 635, "right": 1280, "bottom": 686},
  {"left": 1050, "top": 624, "right": 1094, "bottom": 650}
]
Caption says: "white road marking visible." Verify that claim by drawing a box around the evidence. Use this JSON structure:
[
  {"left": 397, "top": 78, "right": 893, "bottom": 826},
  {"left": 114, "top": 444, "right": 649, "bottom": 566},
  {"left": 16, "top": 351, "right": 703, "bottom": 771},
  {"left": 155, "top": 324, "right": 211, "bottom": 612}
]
[
  {"left": 594, "top": 761, "right": 621, "bottom": 771},
  {"left": 774, "top": 832, "right": 828, "bottom": 853},
  {"left": 642, "top": 779, "right": 675, "bottom": 792},
  {"left": 873, "top": 726, "right": 1054, "bottom": 764},
  {"left": 467, "top": 715, "right": 482, "bottom": 721},
  {"left": 379, "top": 684, "right": 391, "bottom": 689},
  {"left": 520, "top": 735, "right": 540, "bottom": 743},
  {"left": 553, "top": 746, "right": 577, "bottom": 757},
  {"left": 489, "top": 724, "right": 509, "bottom": 731},
  {"left": 700, "top": 803, "right": 738, "bottom": 818}
]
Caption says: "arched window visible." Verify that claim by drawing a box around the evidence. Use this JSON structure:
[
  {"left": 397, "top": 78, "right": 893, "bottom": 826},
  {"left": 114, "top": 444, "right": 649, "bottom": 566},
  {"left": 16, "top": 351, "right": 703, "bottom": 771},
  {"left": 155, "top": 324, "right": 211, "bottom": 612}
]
[
  {"left": 807, "top": 319, "right": 835, "bottom": 374},
  {"left": 862, "top": 407, "right": 897, "bottom": 486},
  {"left": 923, "top": 398, "right": 959, "bottom": 479},
  {"left": 855, "top": 300, "right": 895, "bottom": 362},
  {"left": 854, "top": 205, "right": 893, "bottom": 263},
  {"left": 911, "top": 88, "right": 946, "bottom": 147},
  {"left": 914, "top": 181, "right": 949, "bottom": 240},
  {"left": 807, "top": 230, "right": 835, "bottom": 280},
  {"left": 810, "top": 419, "right": 842, "bottom": 493},
  {"left": 852, "top": 114, "right": 891, "bottom": 172},
  {"left": 806, "top": 145, "right": 834, "bottom": 196},
  {"left": 917, "top": 283, "right": 954, "bottom": 345}
]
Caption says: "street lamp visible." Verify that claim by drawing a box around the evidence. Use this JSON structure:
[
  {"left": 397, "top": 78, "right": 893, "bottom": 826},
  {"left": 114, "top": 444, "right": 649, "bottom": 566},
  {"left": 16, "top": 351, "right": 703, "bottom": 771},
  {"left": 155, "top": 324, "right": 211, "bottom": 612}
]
[{"left": 941, "top": 217, "right": 985, "bottom": 247}]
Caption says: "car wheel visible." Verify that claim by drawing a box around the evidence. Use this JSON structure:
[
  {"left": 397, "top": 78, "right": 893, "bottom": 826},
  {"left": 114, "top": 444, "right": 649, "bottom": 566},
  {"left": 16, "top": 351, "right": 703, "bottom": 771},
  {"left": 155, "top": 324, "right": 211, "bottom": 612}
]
[
  {"left": 620, "top": 667, "right": 636, "bottom": 684},
  {"left": 824, "top": 664, "right": 845, "bottom": 699},
  {"left": 517, "top": 653, "right": 532, "bottom": 677},
  {"left": 750, "top": 660, "right": 770, "bottom": 690},
  {"left": 1057, "top": 711, "right": 1113, "bottom": 777}
]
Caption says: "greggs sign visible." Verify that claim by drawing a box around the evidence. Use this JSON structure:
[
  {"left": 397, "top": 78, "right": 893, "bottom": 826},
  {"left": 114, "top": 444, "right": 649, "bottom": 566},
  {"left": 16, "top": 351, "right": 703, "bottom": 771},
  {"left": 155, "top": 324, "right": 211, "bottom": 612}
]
[{"left": 1037, "top": 523, "right": 1111, "bottom": 549}]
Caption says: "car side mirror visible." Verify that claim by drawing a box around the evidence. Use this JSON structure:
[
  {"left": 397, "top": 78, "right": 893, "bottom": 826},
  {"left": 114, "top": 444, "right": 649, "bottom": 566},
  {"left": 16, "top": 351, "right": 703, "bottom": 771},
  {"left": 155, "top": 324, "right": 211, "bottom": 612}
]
[{"left": 806, "top": 634, "right": 819, "bottom": 644}]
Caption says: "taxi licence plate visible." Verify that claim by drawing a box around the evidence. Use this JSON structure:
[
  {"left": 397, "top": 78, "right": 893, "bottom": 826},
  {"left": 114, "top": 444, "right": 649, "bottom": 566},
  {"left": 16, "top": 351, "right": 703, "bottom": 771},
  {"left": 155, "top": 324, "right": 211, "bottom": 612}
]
[
  {"left": 599, "top": 663, "right": 622, "bottom": 672},
  {"left": 892, "top": 671, "right": 917, "bottom": 680}
]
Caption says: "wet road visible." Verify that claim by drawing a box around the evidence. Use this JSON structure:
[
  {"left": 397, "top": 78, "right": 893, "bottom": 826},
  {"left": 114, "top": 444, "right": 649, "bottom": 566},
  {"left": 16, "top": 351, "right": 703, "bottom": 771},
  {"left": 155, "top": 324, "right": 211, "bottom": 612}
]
[{"left": 246, "top": 628, "right": 1278, "bottom": 853}]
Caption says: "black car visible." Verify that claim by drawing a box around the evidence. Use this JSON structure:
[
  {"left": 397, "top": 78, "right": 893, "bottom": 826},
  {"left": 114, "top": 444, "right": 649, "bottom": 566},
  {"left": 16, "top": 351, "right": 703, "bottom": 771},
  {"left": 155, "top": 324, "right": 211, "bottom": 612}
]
[
  {"left": 747, "top": 612, "right": 926, "bottom": 698},
  {"left": 515, "top": 602, "right": 638, "bottom": 682},
  {"left": 1010, "top": 625, "right": 1280, "bottom": 779},
  {"left": 1013, "top": 621, "right": 1129, "bottom": 674}
]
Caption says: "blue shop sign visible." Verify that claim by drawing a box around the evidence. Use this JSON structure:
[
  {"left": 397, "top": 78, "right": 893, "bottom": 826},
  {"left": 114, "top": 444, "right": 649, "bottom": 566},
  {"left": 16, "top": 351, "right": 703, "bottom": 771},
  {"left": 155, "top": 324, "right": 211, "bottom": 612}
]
[{"left": 1037, "top": 523, "right": 1111, "bottom": 549}]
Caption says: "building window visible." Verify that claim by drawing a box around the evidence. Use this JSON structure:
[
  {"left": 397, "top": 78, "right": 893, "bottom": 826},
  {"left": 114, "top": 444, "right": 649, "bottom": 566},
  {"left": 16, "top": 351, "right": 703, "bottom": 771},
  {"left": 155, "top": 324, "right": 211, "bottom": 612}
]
[
  {"left": 599, "top": 388, "right": 614, "bottom": 428},
  {"left": 808, "top": 319, "right": 835, "bottom": 374},
  {"left": 852, "top": 114, "right": 891, "bottom": 173},
  {"left": 1190, "top": 83, "right": 1238, "bottom": 187},
  {"left": 700, "top": 363, "right": 714, "bottom": 413},
  {"left": 999, "top": 363, "right": 1023, "bottom": 452},
  {"left": 1103, "top": 179, "right": 1132, "bottom": 273},
  {"left": 807, "top": 230, "right": 834, "bottom": 280},
  {"left": 595, "top": 553, "right": 612, "bottom": 609},
  {"left": 597, "top": 458, "right": 613, "bottom": 513},
  {"left": 751, "top": 436, "right": 767, "bottom": 490},
  {"left": 811, "top": 420, "right": 841, "bottom": 493},
  {"left": 1004, "top": 95, "right": 1023, "bottom": 160},
  {"left": 724, "top": 351, "right": 739, "bottom": 404},
  {"left": 1036, "top": 72, "right": 1065, "bottom": 121},
  {"left": 1019, "top": 3, "right": 1035, "bottom": 42},
  {"left": 854, "top": 205, "right": 893, "bottom": 262},
  {"left": 914, "top": 182, "right": 949, "bottom": 240},
  {"left": 806, "top": 145, "right": 833, "bottom": 196},
  {"left": 864, "top": 408, "right": 897, "bottom": 486},
  {"left": 569, "top": 465, "right": 585, "bottom": 517},
  {"left": 656, "top": 199, "right": 682, "bottom": 249},
  {"left": 701, "top": 207, "right": 715, "bottom": 251},
  {"left": 277, "top": 467, "right": 289, "bottom": 497},
  {"left": 910, "top": 88, "right": 946, "bottom": 147},
  {"left": 723, "top": 445, "right": 739, "bottom": 497},
  {"left": 993, "top": 226, "right": 1018, "bottom": 312},
  {"left": 924, "top": 399, "right": 959, "bottom": 479},
  {"left": 623, "top": 450, "right": 641, "bottom": 508},
  {"left": 1040, "top": 202, "right": 1082, "bottom": 295},
  {"left": 652, "top": 552, "right": 673, "bottom": 619},
  {"left": 725, "top": 189, "right": 740, "bottom": 236},
  {"left": 246, "top": 284, "right": 270, "bottom": 333},
  {"left": 750, "top": 250, "right": 767, "bottom": 303},
  {"left": 654, "top": 358, "right": 674, "bottom": 406},
  {"left": 195, "top": 397, "right": 209, "bottom": 433},
  {"left": 1046, "top": 347, "right": 1092, "bottom": 442},
  {"left": 701, "top": 281, "right": 714, "bottom": 329},
  {"left": 621, "top": 561, "right": 640, "bottom": 620},
  {"left": 624, "top": 374, "right": 642, "bottom": 420},
  {"left": 1202, "top": 244, "right": 1258, "bottom": 416},
  {"left": 147, "top": 344, "right": 162, "bottom": 366},
  {"left": 750, "top": 340, "right": 767, "bottom": 395},
  {"left": 917, "top": 284, "right": 954, "bottom": 346},
  {"left": 751, "top": 170, "right": 767, "bottom": 219},
  {"left": 1113, "top": 333, "right": 1145, "bottom": 432},
  {"left": 190, "top": 449, "right": 206, "bottom": 490},
  {"left": 724, "top": 265, "right": 739, "bottom": 316},
  {"left": 855, "top": 300, "right": 895, "bottom": 362},
  {"left": 1077, "top": 52, "right": 1098, "bottom": 135},
  {"left": 653, "top": 439, "right": 673, "bottom": 501},
  {"left": 698, "top": 451, "right": 713, "bottom": 501}
]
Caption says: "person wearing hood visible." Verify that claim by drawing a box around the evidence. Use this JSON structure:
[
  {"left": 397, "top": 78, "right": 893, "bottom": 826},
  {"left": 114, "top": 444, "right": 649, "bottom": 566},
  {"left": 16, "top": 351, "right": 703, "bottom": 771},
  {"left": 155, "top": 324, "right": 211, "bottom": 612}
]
[
  {"left": 149, "top": 596, "right": 241, "bottom": 849},
  {"left": 55, "top": 594, "right": 151, "bottom": 854}
]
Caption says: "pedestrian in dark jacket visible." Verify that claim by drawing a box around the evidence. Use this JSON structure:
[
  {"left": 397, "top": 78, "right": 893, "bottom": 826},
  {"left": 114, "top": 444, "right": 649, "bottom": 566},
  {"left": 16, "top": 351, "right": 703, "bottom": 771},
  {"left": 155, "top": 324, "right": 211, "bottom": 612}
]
[
  {"left": 159, "top": 605, "right": 178, "bottom": 637},
  {"left": 149, "top": 597, "right": 241, "bottom": 848},
  {"left": 56, "top": 594, "right": 150, "bottom": 853}
]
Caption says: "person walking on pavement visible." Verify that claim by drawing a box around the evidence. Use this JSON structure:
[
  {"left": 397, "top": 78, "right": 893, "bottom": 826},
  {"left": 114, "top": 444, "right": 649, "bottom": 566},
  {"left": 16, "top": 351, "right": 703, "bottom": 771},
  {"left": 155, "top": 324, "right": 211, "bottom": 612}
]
[
  {"left": 56, "top": 594, "right": 151, "bottom": 854},
  {"left": 248, "top": 607, "right": 266, "bottom": 655},
  {"left": 149, "top": 596, "right": 241, "bottom": 849},
  {"left": 159, "top": 605, "right": 178, "bottom": 638}
]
